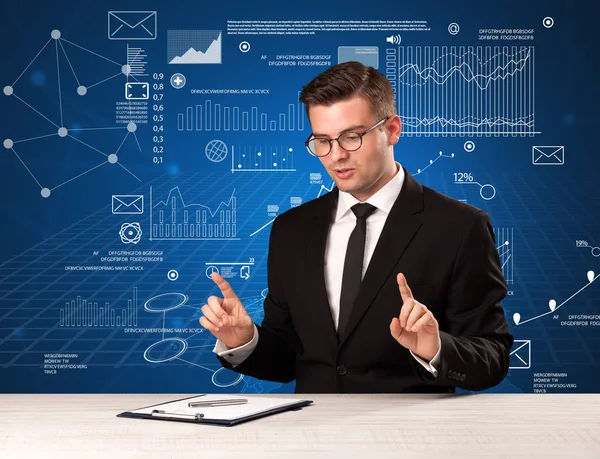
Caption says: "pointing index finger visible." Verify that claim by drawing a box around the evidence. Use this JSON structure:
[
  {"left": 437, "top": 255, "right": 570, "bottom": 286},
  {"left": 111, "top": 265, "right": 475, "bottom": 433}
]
[
  {"left": 397, "top": 272, "right": 414, "bottom": 301},
  {"left": 210, "top": 272, "right": 238, "bottom": 300}
]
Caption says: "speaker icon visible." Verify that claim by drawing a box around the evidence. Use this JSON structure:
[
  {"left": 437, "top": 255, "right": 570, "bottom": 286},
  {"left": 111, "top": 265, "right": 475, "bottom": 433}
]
[{"left": 386, "top": 34, "right": 401, "bottom": 45}]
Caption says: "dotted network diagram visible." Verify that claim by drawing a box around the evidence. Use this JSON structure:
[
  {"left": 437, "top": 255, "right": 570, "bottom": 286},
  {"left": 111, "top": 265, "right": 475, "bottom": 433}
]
[{"left": 3, "top": 29, "right": 143, "bottom": 198}]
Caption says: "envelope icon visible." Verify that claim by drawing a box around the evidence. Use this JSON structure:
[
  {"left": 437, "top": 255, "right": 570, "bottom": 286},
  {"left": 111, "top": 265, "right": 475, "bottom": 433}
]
[
  {"left": 108, "top": 11, "right": 157, "bottom": 40},
  {"left": 112, "top": 195, "right": 144, "bottom": 214},
  {"left": 509, "top": 339, "right": 531, "bottom": 369},
  {"left": 532, "top": 146, "right": 564, "bottom": 165}
]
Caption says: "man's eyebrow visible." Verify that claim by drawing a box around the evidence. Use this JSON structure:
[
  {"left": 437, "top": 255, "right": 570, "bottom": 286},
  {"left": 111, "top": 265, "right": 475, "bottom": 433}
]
[{"left": 312, "top": 124, "right": 367, "bottom": 137}]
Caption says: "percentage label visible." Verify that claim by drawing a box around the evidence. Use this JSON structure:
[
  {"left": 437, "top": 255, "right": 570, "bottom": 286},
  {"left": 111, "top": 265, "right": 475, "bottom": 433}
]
[
  {"left": 454, "top": 172, "right": 474, "bottom": 182},
  {"left": 576, "top": 240, "right": 590, "bottom": 247}
]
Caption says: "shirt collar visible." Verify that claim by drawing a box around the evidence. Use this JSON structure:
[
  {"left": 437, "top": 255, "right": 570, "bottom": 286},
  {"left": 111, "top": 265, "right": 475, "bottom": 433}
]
[{"left": 335, "top": 162, "right": 405, "bottom": 222}]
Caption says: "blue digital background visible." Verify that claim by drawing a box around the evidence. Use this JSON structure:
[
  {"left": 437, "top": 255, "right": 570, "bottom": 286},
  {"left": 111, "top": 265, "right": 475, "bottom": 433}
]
[{"left": 0, "top": 0, "right": 598, "bottom": 393}]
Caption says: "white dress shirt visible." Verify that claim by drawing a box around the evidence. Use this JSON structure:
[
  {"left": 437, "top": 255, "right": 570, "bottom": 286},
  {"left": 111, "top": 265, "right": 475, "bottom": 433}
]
[{"left": 214, "top": 162, "right": 441, "bottom": 377}]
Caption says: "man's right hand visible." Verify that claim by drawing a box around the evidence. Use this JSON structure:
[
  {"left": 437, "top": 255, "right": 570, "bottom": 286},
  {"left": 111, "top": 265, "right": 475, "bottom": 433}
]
[{"left": 199, "top": 272, "right": 254, "bottom": 349}]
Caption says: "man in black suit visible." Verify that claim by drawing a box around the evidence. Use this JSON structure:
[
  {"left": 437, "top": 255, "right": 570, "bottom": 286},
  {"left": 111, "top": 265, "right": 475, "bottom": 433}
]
[{"left": 200, "top": 61, "right": 514, "bottom": 393}]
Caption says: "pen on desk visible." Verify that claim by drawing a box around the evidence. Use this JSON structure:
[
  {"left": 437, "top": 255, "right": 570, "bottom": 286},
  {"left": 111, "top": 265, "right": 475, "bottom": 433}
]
[
  {"left": 188, "top": 398, "right": 248, "bottom": 407},
  {"left": 151, "top": 410, "right": 205, "bottom": 420}
]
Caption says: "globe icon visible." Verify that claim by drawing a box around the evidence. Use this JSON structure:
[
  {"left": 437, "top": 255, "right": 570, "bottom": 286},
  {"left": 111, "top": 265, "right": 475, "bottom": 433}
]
[{"left": 205, "top": 140, "right": 228, "bottom": 162}]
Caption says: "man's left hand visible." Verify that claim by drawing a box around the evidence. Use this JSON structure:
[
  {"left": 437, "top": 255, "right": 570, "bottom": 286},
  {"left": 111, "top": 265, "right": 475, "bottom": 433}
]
[{"left": 390, "top": 273, "right": 441, "bottom": 362}]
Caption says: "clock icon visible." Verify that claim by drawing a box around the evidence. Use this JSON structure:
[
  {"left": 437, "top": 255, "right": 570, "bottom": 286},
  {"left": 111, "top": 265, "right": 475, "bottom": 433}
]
[{"left": 205, "top": 266, "right": 219, "bottom": 278}]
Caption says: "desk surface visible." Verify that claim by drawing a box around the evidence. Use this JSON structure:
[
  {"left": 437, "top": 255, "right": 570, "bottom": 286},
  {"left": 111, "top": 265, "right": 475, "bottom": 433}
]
[{"left": 1, "top": 394, "right": 599, "bottom": 458}]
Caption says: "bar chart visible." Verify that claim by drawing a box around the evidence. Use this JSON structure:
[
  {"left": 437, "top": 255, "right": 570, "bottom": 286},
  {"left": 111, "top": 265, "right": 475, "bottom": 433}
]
[
  {"left": 150, "top": 186, "right": 240, "bottom": 241},
  {"left": 60, "top": 287, "right": 139, "bottom": 327},
  {"left": 176, "top": 92, "right": 307, "bottom": 132},
  {"left": 495, "top": 227, "right": 514, "bottom": 284}
]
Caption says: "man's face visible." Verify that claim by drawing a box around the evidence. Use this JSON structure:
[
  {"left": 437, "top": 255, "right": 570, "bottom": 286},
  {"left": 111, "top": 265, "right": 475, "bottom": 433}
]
[{"left": 307, "top": 95, "right": 401, "bottom": 202}]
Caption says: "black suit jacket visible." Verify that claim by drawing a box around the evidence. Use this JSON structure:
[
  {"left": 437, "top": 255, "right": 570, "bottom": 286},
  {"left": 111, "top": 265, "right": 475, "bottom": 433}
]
[{"left": 218, "top": 168, "right": 514, "bottom": 393}]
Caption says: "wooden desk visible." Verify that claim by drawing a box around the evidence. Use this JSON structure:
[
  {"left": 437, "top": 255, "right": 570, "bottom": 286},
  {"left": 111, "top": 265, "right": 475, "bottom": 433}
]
[{"left": 0, "top": 394, "right": 598, "bottom": 458}]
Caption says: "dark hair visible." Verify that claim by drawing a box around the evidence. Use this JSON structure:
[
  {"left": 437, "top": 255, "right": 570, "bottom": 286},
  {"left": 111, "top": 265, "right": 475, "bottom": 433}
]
[{"left": 299, "top": 61, "right": 396, "bottom": 120}]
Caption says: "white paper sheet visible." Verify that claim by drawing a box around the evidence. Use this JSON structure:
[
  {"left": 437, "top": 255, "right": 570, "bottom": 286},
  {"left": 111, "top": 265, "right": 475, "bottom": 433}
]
[{"left": 130, "top": 394, "right": 311, "bottom": 421}]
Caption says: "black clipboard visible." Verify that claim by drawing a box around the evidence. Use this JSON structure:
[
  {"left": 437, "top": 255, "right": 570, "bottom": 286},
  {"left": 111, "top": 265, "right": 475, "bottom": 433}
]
[{"left": 117, "top": 395, "right": 313, "bottom": 427}]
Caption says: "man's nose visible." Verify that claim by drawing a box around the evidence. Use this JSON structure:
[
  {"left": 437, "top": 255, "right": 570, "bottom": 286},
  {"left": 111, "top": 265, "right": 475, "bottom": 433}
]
[{"left": 329, "top": 139, "right": 350, "bottom": 161}]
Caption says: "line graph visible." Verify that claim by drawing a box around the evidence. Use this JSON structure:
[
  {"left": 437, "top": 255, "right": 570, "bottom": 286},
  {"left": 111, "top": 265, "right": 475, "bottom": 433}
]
[
  {"left": 249, "top": 179, "right": 334, "bottom": 237},
  {"left": 390, "top": 46, "right": 537, "bottom": 136},
  {"left": 412, "top": 150, "right": 455, "bottom": 176},
  {"left": 513, "top": 271, "right": 599, "bottom": 326}
]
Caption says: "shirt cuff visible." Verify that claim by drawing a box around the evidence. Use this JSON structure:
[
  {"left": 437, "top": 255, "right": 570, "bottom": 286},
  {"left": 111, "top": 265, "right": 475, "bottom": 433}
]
[
  {"left": 411, "top": 343, "right": 441, "bottom": 377},
  {"left": 213, "top": 324, "right": 259, "bottom": 367}
]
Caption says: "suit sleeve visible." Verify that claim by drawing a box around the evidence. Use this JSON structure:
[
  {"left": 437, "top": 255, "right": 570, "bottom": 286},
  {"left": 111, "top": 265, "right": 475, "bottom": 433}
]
[
  {"left": 411, "top": 210, "right": 514, "bottom": 391},
  {"left": 216, "top": 216, "right": 302, "bottom": 383}
]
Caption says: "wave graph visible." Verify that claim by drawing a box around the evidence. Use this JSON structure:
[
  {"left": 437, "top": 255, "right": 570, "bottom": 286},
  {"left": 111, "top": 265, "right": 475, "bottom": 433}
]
[{"left": 389, "top": 46, "right": 537, "bottom": 136}]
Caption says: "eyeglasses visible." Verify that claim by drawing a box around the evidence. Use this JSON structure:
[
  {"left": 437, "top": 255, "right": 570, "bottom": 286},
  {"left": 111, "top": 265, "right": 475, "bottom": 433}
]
[{"left": 305, "top": 116, "right": 390, "bottom": 157}]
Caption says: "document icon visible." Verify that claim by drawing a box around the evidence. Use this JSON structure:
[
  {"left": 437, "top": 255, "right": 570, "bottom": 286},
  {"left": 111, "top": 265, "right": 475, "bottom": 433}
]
[
  {"left": 532, "top": 146, "right": 564, "bottom": 165},
  {"left": 509, "top": 340, "right": 531, "bottom": 369},
  {"left": 112, "top": 195, "right": 144, "bottom": 214},
  {"left": 125, "top": 82, "right": 149, "bottom": 100},
  {"left": 108, "top": 11, "right": 157, "bottom": 40}
]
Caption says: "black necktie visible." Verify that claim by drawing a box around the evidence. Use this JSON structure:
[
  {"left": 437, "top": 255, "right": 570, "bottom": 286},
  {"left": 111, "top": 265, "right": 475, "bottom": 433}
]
[{"left": 338, "top": 203, "right": 377, "bottom": 338}]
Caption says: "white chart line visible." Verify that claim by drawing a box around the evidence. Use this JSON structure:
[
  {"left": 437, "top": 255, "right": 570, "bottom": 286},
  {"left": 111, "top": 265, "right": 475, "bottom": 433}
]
[
  {"left": 250, "top": 181, "right": 335, "bottom": 237},
  {"left": 413, "top": 152, "right": 454, "bottom": 176},
  {"left": 517, "top": 274, "right": 600, "bottom": 325},
  {"left": 456, "top": 181, "right": 483, "bottom": 187},
  {"left": 185, "top": 330, "right": 205, "bottom": 340},
  {"left": 249, "top": 218, "right": 275, "bottom": 237},
  {"left": 403, "top": 131, "right": 542, "bottom": 135},
  {"left": 175, "top": 357, "right": 216, "bottom": 373},
  {"left": 500, "top": 253, "right": 512, "bottom": 270},
  {"left": 233, "top": 169, "right": 296, "bottom": 172}
]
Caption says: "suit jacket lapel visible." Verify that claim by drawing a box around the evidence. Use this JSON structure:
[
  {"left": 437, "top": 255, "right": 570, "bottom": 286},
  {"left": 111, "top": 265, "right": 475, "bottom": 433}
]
[
  {"left": 304, "top": 188, "right": 340, "bottom": 348},
  {"left": 339, "top": 169, "right": 425, "bottom": 345}
]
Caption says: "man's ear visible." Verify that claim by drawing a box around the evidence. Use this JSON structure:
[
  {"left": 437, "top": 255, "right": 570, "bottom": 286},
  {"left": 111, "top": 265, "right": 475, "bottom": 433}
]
[{"left": 388, "top": 115, "right": 402, "bottom": 145}]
